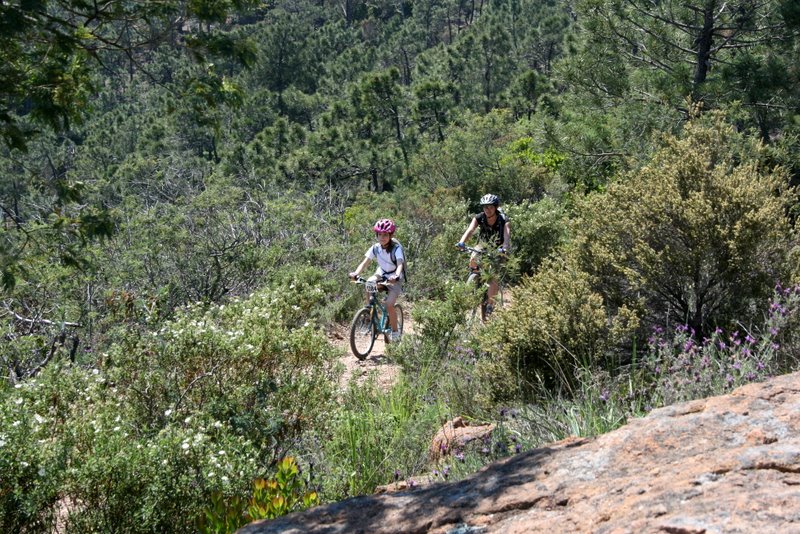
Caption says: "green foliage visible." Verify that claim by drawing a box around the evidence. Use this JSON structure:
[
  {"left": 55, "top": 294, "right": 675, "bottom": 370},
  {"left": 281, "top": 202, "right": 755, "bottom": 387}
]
[
  {"left": 63, "top": 417, "right": 258, "bottom": 533},
  {"left": 0, "top": 378, "right": 64, "bottom": 532},
  {"left": 105, "top": 285, "right": 339, "bottom": 441},
  {"left": 411, "top": 282, "right": 481, "bottom": 349},
  {"left": 574, "top": 116, "right": 796, "bottom": 338},
  {"left": 501, "top": 198, "right": 568, "bottom": 276},
  {"left": 199, "top": 457, "right": 319, "bottom": 533},
  {"left": 478, "top": 254, "right": 636, "bottom": 395},
  {"left": 323, "top": 372, "right": 445, "bottom": 498},
  {"left": 1, "top": 278, "right": 340, "bottom": 532},
  {"left": 411, "top": 110, "right": 567, "bottom": 206}
]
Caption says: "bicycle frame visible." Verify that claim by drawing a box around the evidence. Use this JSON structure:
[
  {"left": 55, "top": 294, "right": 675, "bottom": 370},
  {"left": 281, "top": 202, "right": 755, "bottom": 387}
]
[
  {"left": 349, "top": 276, "right": 403, "bottom": 359},
  {"left": 362, "top": 280, "right": 392, "bottom": 335},
  {"left": 459, "top": 246, "right": 505, "bottom": 321},
  {"left": 459, "top": 245, "right": 505, "bottom": 282}
]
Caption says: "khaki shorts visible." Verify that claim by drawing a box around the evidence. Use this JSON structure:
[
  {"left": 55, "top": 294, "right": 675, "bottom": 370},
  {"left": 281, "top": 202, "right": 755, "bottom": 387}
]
[{"left": 368, "top": 274, "right": 403, "bottom": 306}]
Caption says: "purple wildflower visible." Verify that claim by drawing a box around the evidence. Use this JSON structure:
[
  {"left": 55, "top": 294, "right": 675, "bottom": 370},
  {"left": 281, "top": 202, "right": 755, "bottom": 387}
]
[{"left": 725, "top": 374, "right": 734, "bottom": 385}]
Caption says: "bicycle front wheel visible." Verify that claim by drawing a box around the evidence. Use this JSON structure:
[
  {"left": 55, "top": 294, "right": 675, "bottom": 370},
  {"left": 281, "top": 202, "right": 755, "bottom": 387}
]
[
  {"left": 466, "top": 272, "right": 488, "bottom": 322},
  {"left": 350, "top": 308, "right": 376, "bottom": 360}
]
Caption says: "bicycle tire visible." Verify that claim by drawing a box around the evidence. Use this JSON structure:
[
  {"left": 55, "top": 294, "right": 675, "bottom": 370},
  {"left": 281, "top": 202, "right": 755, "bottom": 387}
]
[
  {"left": 384, "top": 303, "right": 404, "bottom": 342},
  {"left": 350, "top": 308, "right": 376, "bottom": 360}
]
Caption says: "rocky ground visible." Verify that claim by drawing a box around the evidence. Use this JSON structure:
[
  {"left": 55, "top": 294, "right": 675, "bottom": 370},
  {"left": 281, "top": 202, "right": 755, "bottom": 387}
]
[{"left": 239, "top": 371, "right": 800, "bottom": 534}]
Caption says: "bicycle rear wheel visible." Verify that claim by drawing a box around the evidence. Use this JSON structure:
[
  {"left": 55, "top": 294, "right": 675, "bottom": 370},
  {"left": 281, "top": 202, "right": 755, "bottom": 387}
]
[{"left": 350, "top": 308, "right": 376, "bottom": 360}]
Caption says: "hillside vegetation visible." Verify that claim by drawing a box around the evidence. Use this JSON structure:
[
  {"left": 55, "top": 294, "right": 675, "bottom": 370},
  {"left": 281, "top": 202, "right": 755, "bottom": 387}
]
[{"left": 1, "top": 0, "right": 799, "bottom": 531}]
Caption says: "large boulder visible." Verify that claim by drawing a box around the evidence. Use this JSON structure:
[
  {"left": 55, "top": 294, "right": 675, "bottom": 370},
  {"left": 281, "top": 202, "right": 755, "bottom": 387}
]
[
  {"left": 429, "top": 416, "right": 496, "bottom": 461},
  {"left": 239, "top": 372, "right": 800, "bottom": 533}
]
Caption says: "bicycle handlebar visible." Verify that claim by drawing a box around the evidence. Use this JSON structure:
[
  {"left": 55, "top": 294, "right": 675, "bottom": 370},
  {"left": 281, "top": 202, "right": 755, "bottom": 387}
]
[
  {"left": 458, "top": 245, "right": 508, "bottom": 257},
  {"left": 351, "top": 276, "right": 395, "bottom": 287}
]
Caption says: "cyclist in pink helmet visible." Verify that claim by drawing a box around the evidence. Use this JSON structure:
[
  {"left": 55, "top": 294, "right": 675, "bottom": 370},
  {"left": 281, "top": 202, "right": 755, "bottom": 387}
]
[{"left": 349, "top": 219, "right": 405, "bottom": 342}]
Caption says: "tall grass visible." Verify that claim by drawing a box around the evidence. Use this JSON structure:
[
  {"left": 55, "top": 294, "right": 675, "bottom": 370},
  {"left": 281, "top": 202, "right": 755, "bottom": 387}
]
[
  {"left": 506, "top": 285, "right": 800, "bottom": 445},
  {"left": 322, "top": 364, "right": 447, "bottom": 498}
]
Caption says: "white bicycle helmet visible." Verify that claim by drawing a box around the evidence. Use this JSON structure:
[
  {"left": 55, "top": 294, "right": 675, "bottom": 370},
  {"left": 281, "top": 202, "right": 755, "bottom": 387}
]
[{"left": 479, "top": 194, "right": 500, "bottom": 206}]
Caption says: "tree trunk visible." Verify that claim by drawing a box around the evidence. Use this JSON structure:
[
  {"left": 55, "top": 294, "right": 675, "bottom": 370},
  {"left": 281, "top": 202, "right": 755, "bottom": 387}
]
[{"left": 692, "top": 0, "right": 716, "bottom": 94}]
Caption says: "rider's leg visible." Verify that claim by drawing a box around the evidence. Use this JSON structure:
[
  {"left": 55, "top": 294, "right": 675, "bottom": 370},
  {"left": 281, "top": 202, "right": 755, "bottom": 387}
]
[
  {"left": 385, "top": 282, "right": 402, "bottom": 332},
  {"left": 387, "top": 303, "right": 397, "bottom": 331},
  {"left": 487, "top": 279, "right": 499, "bottom": 307}
]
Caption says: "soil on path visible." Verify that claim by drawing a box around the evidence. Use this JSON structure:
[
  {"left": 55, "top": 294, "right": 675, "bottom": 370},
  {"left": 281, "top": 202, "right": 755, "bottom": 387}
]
[
  {"left": 329, "top": 286, "right": 511, "bottom": 392},
  {"left": 329, "top": 312, "right": 412, "bottom": 391}
]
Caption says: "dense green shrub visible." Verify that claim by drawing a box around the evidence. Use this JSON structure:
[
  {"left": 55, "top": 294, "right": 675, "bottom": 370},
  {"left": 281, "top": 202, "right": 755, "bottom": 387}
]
[
  {"left": 574, "top": 117, "right": 796, "bottom": 339},
  {"left": 502, "top": 197, "right": 568, "bottom": 277},
  {"left": 410, "top": 110, "right": 566, "bottom": 206},
  {"left": 63, "top": 417, "right": 261, "bottom": 533},
  {"left": 0, "top": 376, "right": 65, "bottom": 532},
  {"left": 478, "top": 254, "right": 639, "bottom": 396},
  {"left": 1, "top": 278, "right": 341, "bottom": 533},
  {"left": 105, "top": 282, "right": 340, "bottom": 441}
]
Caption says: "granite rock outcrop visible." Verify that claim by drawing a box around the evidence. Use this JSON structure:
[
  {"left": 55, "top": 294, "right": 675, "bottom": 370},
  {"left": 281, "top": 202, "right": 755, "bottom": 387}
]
[{"left": 239, "top": 372, "right": 800, "bottom": 533}]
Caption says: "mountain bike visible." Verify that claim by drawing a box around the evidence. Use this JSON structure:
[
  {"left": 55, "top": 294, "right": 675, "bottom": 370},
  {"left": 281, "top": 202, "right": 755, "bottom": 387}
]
[
  {"left": 349, "top": 277, "right": 404, "bottom": 360},
  {"left": 460, "top": 245, "right": 505, "bottom": 322}
]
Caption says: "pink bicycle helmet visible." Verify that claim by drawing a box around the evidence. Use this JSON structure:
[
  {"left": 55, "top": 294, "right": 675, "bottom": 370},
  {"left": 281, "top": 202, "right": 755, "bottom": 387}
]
[{"left": 373, "top": 218, "right": 396, "bottom": 234}]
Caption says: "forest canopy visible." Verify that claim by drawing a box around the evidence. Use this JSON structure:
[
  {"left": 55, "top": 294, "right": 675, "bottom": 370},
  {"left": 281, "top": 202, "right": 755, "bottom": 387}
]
[{"left": 1, "top": 0, "right": 799, "bottom": 531}]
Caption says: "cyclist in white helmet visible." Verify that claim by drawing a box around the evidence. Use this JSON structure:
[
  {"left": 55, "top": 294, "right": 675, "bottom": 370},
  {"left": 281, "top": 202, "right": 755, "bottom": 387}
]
[
  {"left": 456, "top": 194, "right": 511, "bottom": 314},
  {"left": 349, "top": 218, "right": 405, "bottom": 342}
]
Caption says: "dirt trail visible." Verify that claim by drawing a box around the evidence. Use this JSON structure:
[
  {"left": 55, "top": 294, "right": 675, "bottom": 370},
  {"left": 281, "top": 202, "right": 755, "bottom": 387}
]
[
  {"left": 330, "top": 310, "right": 413, "bottom": 391},
  {"left": 330, "top": 285, "right": 511, "bottom": 391}
]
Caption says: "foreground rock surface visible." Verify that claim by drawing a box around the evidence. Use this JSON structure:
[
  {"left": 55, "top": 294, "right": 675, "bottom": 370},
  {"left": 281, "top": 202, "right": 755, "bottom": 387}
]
[{"left": 239, "top": 372, "right": 800, "bottom": 533}]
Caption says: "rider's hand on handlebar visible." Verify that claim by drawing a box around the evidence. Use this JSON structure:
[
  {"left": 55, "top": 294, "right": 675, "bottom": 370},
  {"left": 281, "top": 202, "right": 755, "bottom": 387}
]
[
  {"left": 349, "top": 272, "right": 358, "bottom": 280},
  {"left": 456, "top": 241, "right": 466, "bottom": 250},
  {"left": 386, "top": 274, "right": 399, "bottom": 282},
  {"left": 497, "top": 246, "right": 507, "bottom": 255}
]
